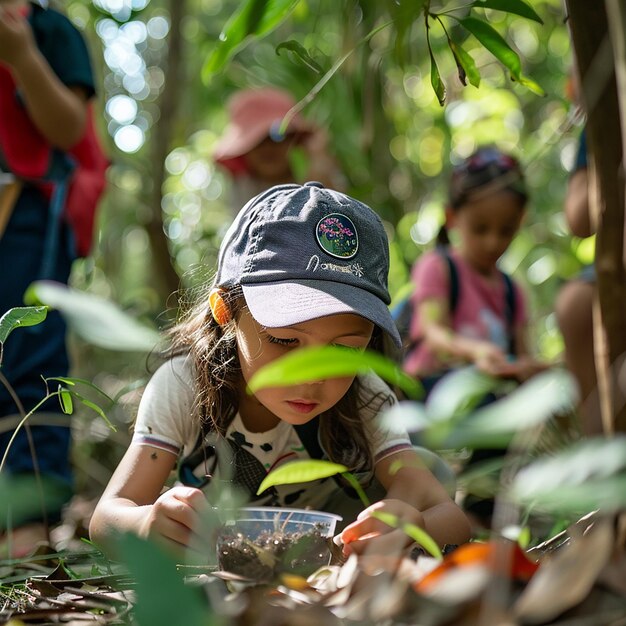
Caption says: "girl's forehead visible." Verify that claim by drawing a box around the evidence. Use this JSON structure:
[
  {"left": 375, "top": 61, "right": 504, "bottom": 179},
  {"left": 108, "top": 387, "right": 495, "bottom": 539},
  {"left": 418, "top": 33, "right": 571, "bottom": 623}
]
[
  {"left": 460, "top": 191, "right": 526, "bottom": 222},
  {"left": 253, "top": 310, "right": 374, "bottom": 338}
]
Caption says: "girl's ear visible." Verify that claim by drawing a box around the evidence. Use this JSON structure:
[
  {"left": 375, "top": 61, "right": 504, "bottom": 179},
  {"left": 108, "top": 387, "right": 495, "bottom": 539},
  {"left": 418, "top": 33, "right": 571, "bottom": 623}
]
[{"left": 209, "top": 289, "right": 231, "bottom": 325}]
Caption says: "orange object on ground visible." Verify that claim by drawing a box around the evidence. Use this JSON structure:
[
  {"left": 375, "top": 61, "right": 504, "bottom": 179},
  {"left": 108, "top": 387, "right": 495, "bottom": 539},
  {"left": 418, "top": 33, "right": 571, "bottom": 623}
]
[{"left": 414, "top": 540, "right": 539, "bottom": 593}]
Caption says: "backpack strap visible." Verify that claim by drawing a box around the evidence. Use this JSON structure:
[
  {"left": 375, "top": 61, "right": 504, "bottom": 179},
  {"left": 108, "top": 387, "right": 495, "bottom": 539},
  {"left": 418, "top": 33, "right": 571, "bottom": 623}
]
[
  {"left": 294, "top": 418, "right": 361, "bottom": 499},
  {"left": 437, "top": 247, "right": 459, "bottom": 316},
  {"left": 397, "top": 247, "right": 460, "bottom": 357},
  {"left": 501, "top": 271, "right": 517, "bottom": 354}
]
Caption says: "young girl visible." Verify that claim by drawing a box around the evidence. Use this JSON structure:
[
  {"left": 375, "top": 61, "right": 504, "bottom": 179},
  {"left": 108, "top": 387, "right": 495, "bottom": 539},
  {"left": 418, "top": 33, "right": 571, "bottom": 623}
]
[
  {"left": 403, "top": 147, "right": 548, "bottom": 528},
  {"left": 404, "top": 146, "right": 547, "bottom": 390},
  {"left": 90, "top": 182, "right": 471, "bottom": 557}
]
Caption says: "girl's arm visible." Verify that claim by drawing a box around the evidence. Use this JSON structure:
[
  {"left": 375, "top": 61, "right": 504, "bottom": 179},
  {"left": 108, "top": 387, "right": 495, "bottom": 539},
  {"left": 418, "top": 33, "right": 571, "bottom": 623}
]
[
  {"left": 418, "top": 298, "right": 510, "bottom": 375},
  {"left": 0, "top": 7, "right": 88, "bottom": 148},
  {"left": 339, "top": 449, "right": 471, "bottom": 554},
  {"left": 89, "top": 444, "right": 207, "bottom": 555}
]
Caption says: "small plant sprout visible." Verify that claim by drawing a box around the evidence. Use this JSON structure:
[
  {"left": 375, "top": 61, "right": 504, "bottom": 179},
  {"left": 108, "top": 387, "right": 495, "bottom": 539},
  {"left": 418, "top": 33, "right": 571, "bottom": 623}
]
[
  {"left": 0, "top": 375, "right": 116, "bottom": 476},
  {"left": 257, "top": 458, "right": 443, "bottom": 560},
  {"left": 0, "top": 305, "right": 117, "bottom": 476}
]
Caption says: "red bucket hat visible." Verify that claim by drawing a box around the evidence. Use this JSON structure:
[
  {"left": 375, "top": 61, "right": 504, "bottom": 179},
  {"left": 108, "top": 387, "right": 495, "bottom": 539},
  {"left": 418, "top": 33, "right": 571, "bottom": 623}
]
[{"left": 213, "top": 87, "right": 313, "bottom": 175}]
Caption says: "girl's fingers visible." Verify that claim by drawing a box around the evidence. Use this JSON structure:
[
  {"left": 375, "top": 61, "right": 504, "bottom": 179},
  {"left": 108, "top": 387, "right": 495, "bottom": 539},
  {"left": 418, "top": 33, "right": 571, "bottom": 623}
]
[
  {"left": 341, "top": 499, "right": 425, "bottom": 548},
  {"left": 151, "top": 487, "right": 206, "bottom": 538},
  {"left": 151, "top": 516, "right": 194, "bottom": 548},
  {"left": 343, "top": 528, "right": 412, "bottom": 557},
  {"left": 176, "top": 487, "right": 209, "bottom": 514}
]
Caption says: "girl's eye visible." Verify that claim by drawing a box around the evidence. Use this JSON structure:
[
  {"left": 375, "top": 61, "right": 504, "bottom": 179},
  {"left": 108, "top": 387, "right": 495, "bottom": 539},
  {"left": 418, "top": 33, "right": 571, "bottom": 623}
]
[{"left": 266, "top": 334, "right": 298, "bottom": 346}]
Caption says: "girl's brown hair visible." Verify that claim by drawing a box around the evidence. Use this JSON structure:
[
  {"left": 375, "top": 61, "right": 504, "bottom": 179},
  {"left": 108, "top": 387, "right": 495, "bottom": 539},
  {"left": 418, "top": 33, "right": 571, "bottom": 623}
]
[{"left": 167, "top": 285, "right": 387, "bottom": 475}]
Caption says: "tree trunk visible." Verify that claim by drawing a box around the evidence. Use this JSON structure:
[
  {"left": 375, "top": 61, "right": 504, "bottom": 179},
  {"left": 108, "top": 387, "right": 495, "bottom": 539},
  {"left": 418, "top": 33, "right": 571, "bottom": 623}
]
[
  {"left": 566, "top": 1, "right": 626, "bottom": 434},
  {"left": 146, "top": 0, "right": 187, "bottom": 313}
]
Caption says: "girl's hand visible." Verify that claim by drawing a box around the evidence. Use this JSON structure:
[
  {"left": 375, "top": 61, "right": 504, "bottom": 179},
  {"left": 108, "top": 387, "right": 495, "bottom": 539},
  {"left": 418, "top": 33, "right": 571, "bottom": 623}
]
[
  {"left": 337, "top": 499, "right": 425, "bottom": 557},
  {"left": 472, "top": 341, "right": 511, "bottom": 377},
  {"left": 138, "top": 486, "right": 208, "bottom": 553},
  {"left": 502, "top": 355, "right": 550, "bottom": 382},
  {"left": 0, "top": 7, "right": 36, "bottom": 68}
]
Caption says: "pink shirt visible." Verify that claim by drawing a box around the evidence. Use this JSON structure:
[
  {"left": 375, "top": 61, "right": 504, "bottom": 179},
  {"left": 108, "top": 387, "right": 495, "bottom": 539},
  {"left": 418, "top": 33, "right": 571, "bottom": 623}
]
[{"left": 404, "top": 249, "right": 527, "bottom": 376}]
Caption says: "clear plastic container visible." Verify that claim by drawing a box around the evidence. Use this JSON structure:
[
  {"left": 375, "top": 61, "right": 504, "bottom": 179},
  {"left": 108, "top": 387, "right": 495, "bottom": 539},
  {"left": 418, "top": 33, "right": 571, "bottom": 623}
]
[{"left": 216, "top": 507, "right": 342, "bottom": 580}]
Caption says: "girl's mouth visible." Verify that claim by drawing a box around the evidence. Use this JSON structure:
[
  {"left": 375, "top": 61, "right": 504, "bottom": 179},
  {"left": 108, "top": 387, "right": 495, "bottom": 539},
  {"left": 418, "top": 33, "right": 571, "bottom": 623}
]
[{"left": 286, "top": 400, "right": 318, "bottom": 414}]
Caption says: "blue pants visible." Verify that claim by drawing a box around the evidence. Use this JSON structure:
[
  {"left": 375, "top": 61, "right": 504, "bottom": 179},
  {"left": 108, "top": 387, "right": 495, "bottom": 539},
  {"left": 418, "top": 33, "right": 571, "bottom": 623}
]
[{"left": 0, "top": 186, "right": 74, "bottom": 525}]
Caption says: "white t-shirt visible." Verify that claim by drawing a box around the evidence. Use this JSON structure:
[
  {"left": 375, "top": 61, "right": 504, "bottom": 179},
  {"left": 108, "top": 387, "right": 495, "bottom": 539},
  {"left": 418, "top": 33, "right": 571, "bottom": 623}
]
[{"left": 132, "top": 356, "right": 412, "bottom": 509}]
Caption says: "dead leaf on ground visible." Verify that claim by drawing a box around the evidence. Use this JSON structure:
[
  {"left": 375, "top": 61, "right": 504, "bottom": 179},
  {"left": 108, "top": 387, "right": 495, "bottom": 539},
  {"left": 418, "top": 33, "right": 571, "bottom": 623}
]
[{"left": 513, "top": 516, "right": 615, "bottom": 623}]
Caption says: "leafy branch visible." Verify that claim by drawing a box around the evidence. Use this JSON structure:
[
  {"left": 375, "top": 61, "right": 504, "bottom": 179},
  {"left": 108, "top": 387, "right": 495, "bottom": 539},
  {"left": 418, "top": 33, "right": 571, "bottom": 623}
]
[{"left": 203, "top": 0, "right": 545, "bottom": 109}]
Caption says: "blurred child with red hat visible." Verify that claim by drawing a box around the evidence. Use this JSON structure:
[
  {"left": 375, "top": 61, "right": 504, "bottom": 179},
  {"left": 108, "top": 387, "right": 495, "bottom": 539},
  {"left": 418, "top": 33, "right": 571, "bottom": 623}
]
[{"left": 213, "top": 87, "right": 344, "bottom": 212}]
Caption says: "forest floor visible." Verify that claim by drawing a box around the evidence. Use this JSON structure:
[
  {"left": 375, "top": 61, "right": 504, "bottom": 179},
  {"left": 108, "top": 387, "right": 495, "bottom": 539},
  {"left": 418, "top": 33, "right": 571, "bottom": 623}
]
[{"left": 1, "top": 497, "right": 625, "bottom": 626}]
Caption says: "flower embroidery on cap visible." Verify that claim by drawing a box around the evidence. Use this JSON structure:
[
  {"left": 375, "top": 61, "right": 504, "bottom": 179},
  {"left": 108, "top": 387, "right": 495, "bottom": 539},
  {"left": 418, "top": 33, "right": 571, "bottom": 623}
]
[{"left": 316, "top": 213, "right": 359, "bottom": 259}]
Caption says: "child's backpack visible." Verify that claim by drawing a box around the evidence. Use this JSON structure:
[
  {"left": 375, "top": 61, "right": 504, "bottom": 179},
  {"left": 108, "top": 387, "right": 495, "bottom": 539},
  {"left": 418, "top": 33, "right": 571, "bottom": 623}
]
[
  {"left": 0, "top": 7, "right": 108, "bottom": 259},
  {"left": 392, "top": 248, "right": 517, "bottom": 356}
]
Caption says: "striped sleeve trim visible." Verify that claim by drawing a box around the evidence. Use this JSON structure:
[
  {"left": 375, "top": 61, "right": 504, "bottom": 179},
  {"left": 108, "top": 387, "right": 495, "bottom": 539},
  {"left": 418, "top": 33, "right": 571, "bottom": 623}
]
[
  {"left": 374, "top": 442, "right": 413, "bottom": 465},
  {"left": 132, "top": 433, "right": 181, "bottom": 456}
]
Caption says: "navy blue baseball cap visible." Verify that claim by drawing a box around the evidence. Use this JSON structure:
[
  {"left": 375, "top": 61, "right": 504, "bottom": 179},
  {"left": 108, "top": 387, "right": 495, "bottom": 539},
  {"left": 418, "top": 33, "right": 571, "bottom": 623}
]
[{"left": 215, "top": 182, "right": 401, "bottom": 347}]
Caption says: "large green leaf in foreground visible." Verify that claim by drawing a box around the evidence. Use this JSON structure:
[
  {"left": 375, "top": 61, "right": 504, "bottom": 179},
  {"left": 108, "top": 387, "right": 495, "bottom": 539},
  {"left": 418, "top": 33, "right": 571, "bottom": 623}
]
[
  {"left": 25, "top": 281, "right": 161, "bottom": 353},
  {"left": 116, "top": 533, "right": 210, "bottom": 626},
  {"left": 511, "top": 436, "right": 626, "bottom": 515},
  {"left": 247, "top": 345, "right": 422, "bottom": 399}
]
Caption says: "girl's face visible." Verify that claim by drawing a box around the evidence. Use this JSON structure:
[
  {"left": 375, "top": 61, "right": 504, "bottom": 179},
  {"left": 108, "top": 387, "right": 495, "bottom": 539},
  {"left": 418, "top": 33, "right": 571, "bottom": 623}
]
[
  {"left": 243, "top": 135, "right": 296, "bottom": 183},
  {"left": 448, "top": 189, "right": 525, "bottom": 276},
  {"left": 235, "top": 309, "right": 374, "bottom": 431}
]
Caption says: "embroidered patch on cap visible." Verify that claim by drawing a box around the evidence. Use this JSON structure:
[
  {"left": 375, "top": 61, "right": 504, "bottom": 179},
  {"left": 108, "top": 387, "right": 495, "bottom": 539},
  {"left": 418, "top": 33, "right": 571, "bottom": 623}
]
[{"left": 316, "top": 213, "right": 358, "bottom": 259}]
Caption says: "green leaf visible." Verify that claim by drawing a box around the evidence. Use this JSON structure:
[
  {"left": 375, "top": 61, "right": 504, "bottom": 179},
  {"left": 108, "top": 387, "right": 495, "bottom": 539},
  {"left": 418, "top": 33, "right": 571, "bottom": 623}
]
[
  {"left": 0, "top": 474, "right": 72, "bottom": 527},
  {"left": 45, "top": 377, "right": 115, "bottom": 429},
  {"left": 460, "top": 17, "right": 544, "bottom": 95},
  {"left": 0, "top": 306, "right": 48, "bottom": 344},
  {"left": 371, "top": 510, "right": 442, "bottom": 560},
  {"left": 386, "top": 0, "right": 428, "bottom": 66},
  {"left": 59, "top": 387, "right": 74, "bottom": 415},
  {"left": 25, "top": 281, "right": 161, "bottom": 353},
  {"left": 203, "top": 0, "right": 300, "bottom": 79},
  {"left": 428, "top": 43, "right": 446, "bottom": 106},
  {"left": 71, "top": 391, "right": 117, "bottom": 431},
  {"left": 511, "top": 437, "right": 626, "bottom": 515},
  {"left": 440, "top": 369, "right": 577, "bottom": 448},
  {"left": 516, "top": 74, "right": 546, "bottom": 96},
  {"left": 461, "top": 17, "right": 521, "bottom": 76},
  {"left": 449, "top": 41, "right": 481, "bottom": 88},
  {"left": 276, "top": 40, "right": 323, "bottom": 73},
  {"left": 257, "top": 459, "right": 349, "bottom": 495},
  {"left": 471, "top": 0, "right": 543, "bottom": 24},
  {"left": 247, "top": 345, "right": 422, "bottom": 399},
  {"left": 425, "top": 366, "right": 511, "bottom": 423},
  {"left": 46, "top": 376, "right": 115, "bottom": 404},
  {"left": 273, "top": 19, "right": 393, "bottom": 136},
  {"left": 116, "top": 533, "right": 210, "bottom": 626}
]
